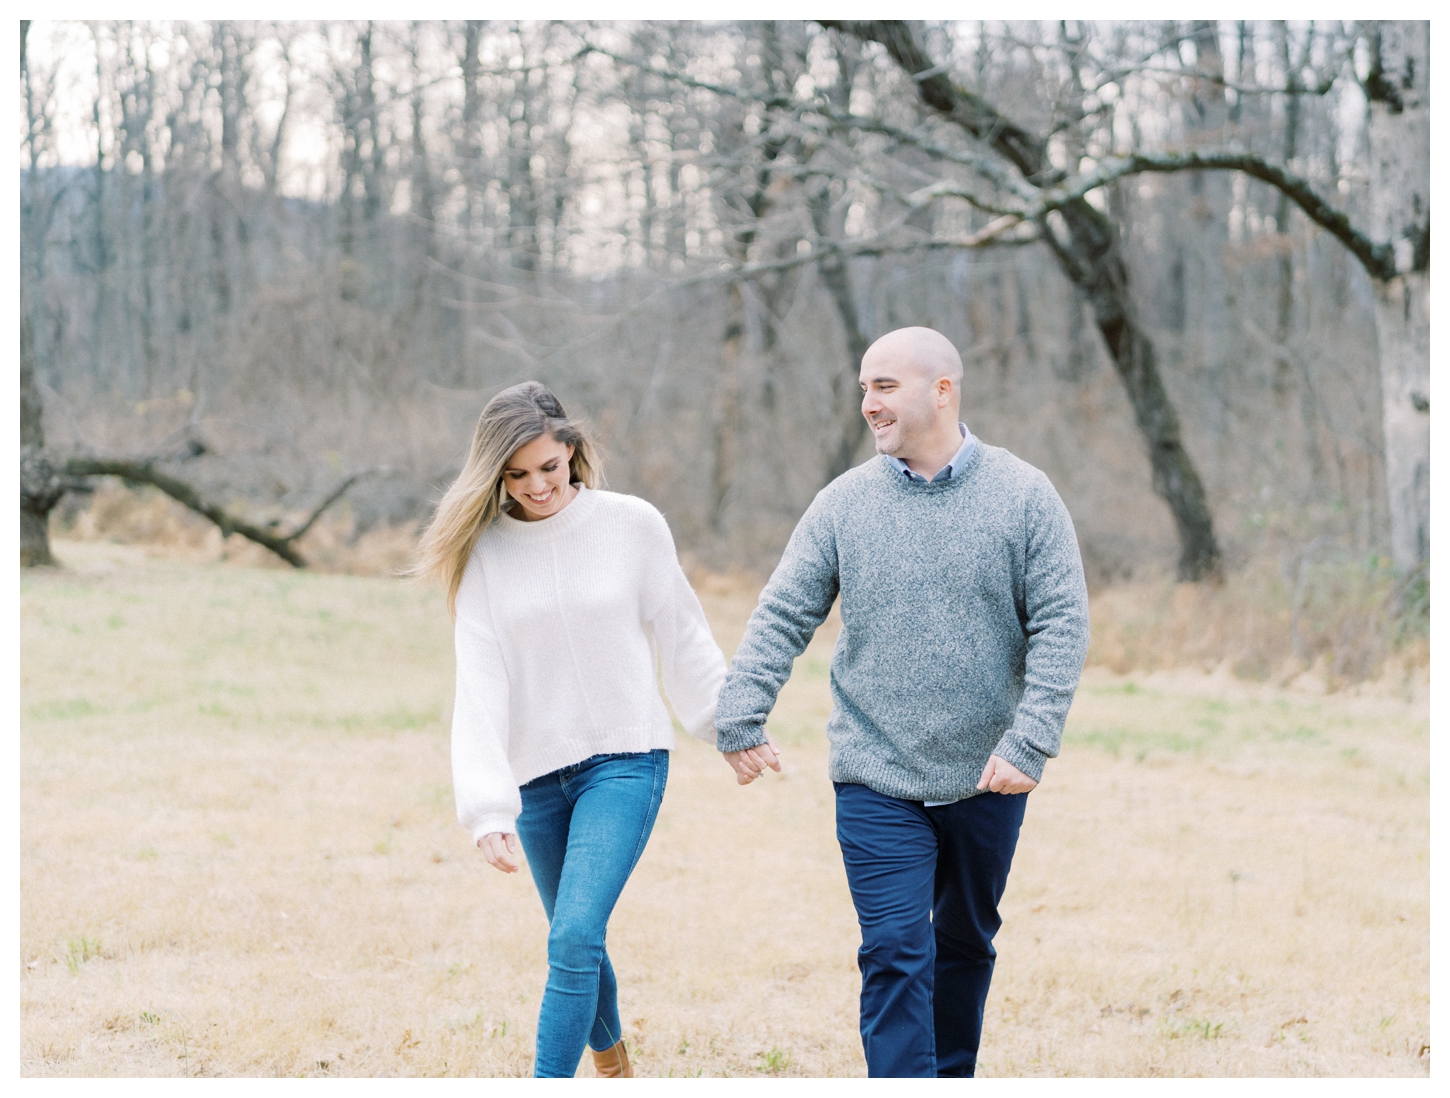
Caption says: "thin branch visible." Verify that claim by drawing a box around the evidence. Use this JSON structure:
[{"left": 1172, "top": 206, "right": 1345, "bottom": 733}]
[
  {"left": 580, "top": 43, "right": 797, "bottom": 109},
  {"left": 286, "top": 468, "right": 392, "bottom": 541},
  {"left": 807, "top": 106, "right": 1038, "bottom": 207},
  {"left": 678, "top": 212, "right": 1037, "bottom": 286},
  {"left": 1093, "top": 55, "right": 1349, "bottom": 98}
]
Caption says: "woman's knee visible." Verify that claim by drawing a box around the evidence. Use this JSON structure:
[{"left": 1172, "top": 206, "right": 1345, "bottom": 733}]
[{"left": 546, "top": 923, "right": 606, "bottom": 975}]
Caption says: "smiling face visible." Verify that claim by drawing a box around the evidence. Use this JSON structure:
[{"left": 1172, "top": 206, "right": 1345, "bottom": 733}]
[
  {"left": 859, "top": 328, "right": 963, "bottom": 461},
  {"left": 860, "top": 366, "right": 940, "bottom": 457},
  {"left": 502, "top": 432, "right": 577, "bottom": 521}
]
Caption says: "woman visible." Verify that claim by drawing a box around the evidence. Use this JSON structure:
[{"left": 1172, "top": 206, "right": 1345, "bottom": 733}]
[{"left": 414, "top": 381, "right": 737, "bottom": 1078}]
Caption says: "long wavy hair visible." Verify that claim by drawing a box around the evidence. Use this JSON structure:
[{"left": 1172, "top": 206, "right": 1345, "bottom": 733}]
[{"left": 413, "top": 381, "right": 602, "bottom": 614}]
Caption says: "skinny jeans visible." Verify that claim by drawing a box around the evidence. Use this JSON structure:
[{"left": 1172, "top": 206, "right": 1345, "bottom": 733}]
[
  {"left": 834, "top": 782, "right": 1028, "bottom": 1078},
  {"left": 515, "top": 749, "right": 668, "bottom": 1078}
]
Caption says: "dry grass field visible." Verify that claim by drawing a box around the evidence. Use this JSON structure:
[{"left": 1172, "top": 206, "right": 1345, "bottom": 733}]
[{"left": 20, "top": 541, "right": 1429, "bottom": 1077}]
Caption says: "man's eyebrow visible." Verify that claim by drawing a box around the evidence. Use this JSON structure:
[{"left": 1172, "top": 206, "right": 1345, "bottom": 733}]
[{"left": 861, "top": 374, "right": 900, "bottom": 385}]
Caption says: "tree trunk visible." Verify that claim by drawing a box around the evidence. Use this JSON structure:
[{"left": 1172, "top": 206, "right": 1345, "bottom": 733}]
[
  {"left": 1050, "top": 199, "right": 1223, "bottom": 581},
  {"left": 710, "top": 283, "right": 745, "bottom": 534},
  {"left": 20, "top": 307, "right": 60, "bottom": 567},
  {"left": 809, "top": 179, "right": 873, "bottom": 483},
  {"left": 1374, "top": 275, "right": 1430, "bottom": 568},
  {"left": 1365, "top": 21, "right": 1430, "bottom": 570}
]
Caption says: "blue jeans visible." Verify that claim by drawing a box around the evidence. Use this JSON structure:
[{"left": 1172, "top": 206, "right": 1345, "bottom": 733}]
[
  {"left": 834, "top": 782, "right": 1028, "bottom": 1078},
  {"left": 516, "top": 749, "right": 668, "bottom": 1078}
]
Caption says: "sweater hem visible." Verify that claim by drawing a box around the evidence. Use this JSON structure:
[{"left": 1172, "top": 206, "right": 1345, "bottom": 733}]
[
  {"left": 510, "top": 723, "right": 678, "bottom": 788},
  {"left": 828, "top": 749, "right": 997, "bottom": 804}
]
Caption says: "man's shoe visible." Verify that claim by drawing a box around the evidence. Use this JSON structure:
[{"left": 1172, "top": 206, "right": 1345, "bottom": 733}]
[{"left": 591, "top": 1039, "right": 633, "bottom": 1078}]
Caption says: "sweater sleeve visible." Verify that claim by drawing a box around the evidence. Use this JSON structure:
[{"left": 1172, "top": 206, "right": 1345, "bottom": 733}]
[
  {"left": 991, "top": 474, "right": 1091, "bottom": 783},
  {"left": 640, "top": 508, "right": 727, "bottom": 745},
  {"left": 450, "top": 568, "right": 521, "bottom": 842},
  {"left": 712, "top": 494, "right": 840, "bottom": 753}
]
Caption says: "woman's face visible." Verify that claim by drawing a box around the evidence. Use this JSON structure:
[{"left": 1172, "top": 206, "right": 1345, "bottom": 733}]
[{"left": 502, "top": 433, "right": 576, "bottom": 522}]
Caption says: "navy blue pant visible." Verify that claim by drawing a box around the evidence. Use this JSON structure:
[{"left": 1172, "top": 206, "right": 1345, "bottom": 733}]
[{"left": 834, "top": 782, "right": 1028, "bottom": 1078}]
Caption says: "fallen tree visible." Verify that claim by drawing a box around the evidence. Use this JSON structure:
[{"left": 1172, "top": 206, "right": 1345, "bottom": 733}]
[{"left": 21, "top": 447, "right": 389, "bottom": 570}]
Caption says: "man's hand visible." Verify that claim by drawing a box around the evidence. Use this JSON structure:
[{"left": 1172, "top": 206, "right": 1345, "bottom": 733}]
[
  {"left": 723, "top": 731, "right": 783, "bottom": 785},
  {"left": 977, "top": 754, "right": 1037, "bottom": 794},
  {"left": 478, "top": 831, "right": 520, "bottom": 873}
]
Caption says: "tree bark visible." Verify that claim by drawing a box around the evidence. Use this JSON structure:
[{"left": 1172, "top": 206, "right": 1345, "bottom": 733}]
[
  {"left": 20, "top": 307, "right": 61, "bottom": 567},
  {"left": 1045, "top": 200, "right": 1222, "bottom": 581},
  {"left": 1364, "top": 21, "right": 1430, "bottom": 570},
  {"left": 809, "top": 179, "right": 873, "bottom": 483}
]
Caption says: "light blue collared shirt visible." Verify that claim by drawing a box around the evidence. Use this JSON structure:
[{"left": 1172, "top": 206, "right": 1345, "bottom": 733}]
[{"left": 884, "top": 423, "right": 977, "bottom": 484}]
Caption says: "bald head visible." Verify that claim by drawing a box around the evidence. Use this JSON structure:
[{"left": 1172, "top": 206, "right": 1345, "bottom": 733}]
[
  {"left": 861, "top": 326, "right": 964, "bottom": 390},
  {"left": 858, "top": 327, "right": 966, "bottom": 471}
]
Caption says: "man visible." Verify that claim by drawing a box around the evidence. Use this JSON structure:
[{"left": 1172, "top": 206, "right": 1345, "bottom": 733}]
[{"left": 715, "top": 326, "right": 1090, "bottom": 1078}]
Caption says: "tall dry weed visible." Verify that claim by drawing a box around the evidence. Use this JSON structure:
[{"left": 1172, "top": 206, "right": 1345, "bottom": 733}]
[{"left": 1087, "top": 556, "right": 1428, "bottom": 691}]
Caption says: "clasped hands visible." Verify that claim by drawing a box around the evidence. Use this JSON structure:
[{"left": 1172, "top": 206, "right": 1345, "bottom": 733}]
[{"left": 722, "top": 731, "right": 784, "bottom": 785}]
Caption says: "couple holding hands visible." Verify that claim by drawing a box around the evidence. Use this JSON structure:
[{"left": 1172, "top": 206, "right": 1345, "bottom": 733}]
[{"left": 415, "top": 327, "right": 1090, "bottom": 1078}]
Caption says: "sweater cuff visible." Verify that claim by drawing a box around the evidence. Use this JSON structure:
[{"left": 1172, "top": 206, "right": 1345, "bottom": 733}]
[
  {"left": 715, "top": 721, "right": 768, "bottom": 754},
  {"left": 470, "top": 814, "right": 519, "bottom": 844},
  {"left": 991, "top": 731, "right": 1048, "bottom": 783}
]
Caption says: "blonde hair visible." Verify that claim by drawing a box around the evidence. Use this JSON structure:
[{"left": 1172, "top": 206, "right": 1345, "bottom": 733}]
[{"left": 413, "top": 381, "right": 602, "bottom": 614}]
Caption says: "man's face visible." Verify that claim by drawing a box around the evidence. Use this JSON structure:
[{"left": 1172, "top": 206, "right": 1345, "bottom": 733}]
[{"left": 859, "top": 355, "right": 944, "bottom": 458}]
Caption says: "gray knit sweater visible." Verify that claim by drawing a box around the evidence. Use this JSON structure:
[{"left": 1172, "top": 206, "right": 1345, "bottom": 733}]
[{"left": 714, "top": 445, "right": 1090, "bottom": 801}]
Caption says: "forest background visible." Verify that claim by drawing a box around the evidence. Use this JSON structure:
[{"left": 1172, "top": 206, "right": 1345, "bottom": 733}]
[
  {"left": 16, "top": 16, "right": 1433, "bottom": 1080},
  {"left": 20, "top": 18, "right": 1430, "bottom": 683}
]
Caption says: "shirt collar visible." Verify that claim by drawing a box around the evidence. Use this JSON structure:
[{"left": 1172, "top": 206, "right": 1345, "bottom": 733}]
[{"left": 885, "top": 423, "right": 977, "bottom": 484}]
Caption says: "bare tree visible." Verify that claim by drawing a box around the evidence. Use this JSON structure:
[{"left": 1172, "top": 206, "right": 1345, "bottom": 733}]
[{"left": 1361, "top": 21, "right": 1429, "bottom": 571}]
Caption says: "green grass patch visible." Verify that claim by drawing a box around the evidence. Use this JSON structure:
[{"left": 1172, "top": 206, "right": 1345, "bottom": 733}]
[{"left": 26, "top": 698, "right": 102, "bottom": 722}]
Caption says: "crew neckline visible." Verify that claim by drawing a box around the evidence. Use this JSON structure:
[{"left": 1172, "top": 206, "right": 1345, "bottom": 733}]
[
  {"left": 493, "top": 483, "right": 600, "bottom": 538},
  {"left": 874, "top": 443, "right": 987, "bottom": 492}
]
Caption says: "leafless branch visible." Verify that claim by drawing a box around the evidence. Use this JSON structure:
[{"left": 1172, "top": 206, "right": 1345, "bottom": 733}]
[
  {"left": 59, "top": 459, "right": 394, "bottom": 568},
  {"left": 1038, "top": 150, "right": 1397, "bottom": 280}
]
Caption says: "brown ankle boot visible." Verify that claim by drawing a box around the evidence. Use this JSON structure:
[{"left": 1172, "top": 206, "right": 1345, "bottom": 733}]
[{"left": 590, "top": 1039, "right": 632, "bottom": 1078}]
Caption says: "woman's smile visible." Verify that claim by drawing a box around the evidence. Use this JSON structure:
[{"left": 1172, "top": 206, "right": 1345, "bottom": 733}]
[{"left": 504, "top": 433, "right": 578, "bottom": 521}]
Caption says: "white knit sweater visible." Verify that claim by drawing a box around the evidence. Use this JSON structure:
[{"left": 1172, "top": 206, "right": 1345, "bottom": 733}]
[{"left": 450, "top": 486, "right": 726, "bottom": 841}]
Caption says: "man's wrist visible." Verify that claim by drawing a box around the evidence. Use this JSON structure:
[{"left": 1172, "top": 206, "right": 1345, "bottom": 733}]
[
  {"left": 716, "top": 724, "right": 768, "bottom": 754},
  {"left": 990, "top": 733, "right": 1047, "bottom": 783}
]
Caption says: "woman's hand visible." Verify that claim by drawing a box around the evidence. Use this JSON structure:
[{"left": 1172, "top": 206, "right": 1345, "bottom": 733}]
[
  {"left": 723, "top": 731, "right": 783, "bottom": 785},
  {"left": 478, "top": 831, "right": 520, "bottom": 873}
]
